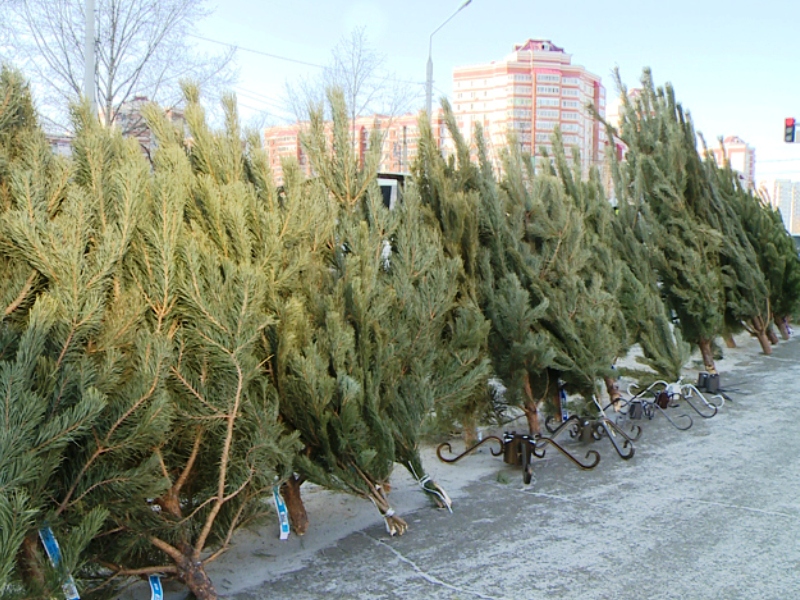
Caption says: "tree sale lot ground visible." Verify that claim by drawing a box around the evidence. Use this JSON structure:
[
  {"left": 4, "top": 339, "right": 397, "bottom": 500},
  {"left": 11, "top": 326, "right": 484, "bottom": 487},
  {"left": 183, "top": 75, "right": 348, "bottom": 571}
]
[{"left": 125, "top": 331, "right": 800, "bottom": 599}]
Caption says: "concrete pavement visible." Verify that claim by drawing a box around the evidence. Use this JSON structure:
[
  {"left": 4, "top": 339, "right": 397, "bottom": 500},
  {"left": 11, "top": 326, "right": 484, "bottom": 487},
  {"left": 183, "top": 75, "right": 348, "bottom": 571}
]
[{"left": 227, "top": 335, "right": 800, "bottom": 600}]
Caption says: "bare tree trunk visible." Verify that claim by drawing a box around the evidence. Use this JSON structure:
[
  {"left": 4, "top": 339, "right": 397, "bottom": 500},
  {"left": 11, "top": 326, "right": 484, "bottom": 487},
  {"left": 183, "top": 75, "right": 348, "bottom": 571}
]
[
  {"left": 522, "top": 372, "right": 539, "bottom": 435},
  {"left": 604, "top": 376, "right": 621, "bottom": 403},
  {"left": 775, "top": 315, "right": 792, "bottom": 340},
  {"left": 767, "top": 326, "right": 780, "bottom": 345},
  {"left": 176, "top": 547, "right": 218, "bottom": 600},
  {"left": 461, "top": 410, "right": 478, "bottom": 447},
  {"left": 751, "top": 316, "right": 774, "bottom": 355},
  {"left": 698, "top": 338, "right": 717, "bottom": 374},
  {"left": 281, "top": 475, "right": 309, "bottom": 536},
  {"left": 17, "top": 534, "right": 45, "bottom": 592},
  {"left": 724, "top": 334, "right": 737, "bottom": 348}
]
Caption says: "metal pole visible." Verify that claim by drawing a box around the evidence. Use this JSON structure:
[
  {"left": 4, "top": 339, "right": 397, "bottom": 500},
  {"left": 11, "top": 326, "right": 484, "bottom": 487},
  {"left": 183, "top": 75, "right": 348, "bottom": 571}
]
[
  {"left": 425, "top": 0, "right": 472, "bottom": 122},
  {"left": 84, "top": 0, "right": 95, "bottom": 111}
]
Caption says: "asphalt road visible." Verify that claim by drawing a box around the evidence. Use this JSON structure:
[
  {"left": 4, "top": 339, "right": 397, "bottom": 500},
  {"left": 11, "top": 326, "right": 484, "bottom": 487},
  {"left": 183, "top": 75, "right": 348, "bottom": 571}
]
[{"left": 230, "top": 337, "right": 800, "bottom": 600}]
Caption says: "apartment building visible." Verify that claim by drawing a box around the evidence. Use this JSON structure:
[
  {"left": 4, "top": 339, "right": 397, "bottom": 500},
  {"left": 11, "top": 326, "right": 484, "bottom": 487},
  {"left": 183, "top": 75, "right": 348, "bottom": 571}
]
[
  {"left": 451, "top": 39, "right": 606, "bottom": 173},
  {"left": 709, "top": 136, "right": 756, "bottom": 191},
  {"left": 765, "top": 179, "right": 800, "bottom": 234},
  {"left": 263, "top": 111, "right": 444, "bottom": 184}
]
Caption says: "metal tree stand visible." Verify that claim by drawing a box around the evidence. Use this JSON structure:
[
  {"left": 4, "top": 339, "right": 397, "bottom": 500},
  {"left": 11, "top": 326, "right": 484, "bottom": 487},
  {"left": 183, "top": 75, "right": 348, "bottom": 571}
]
[{"left": 437, "top": 429, "right": 601, "bottom": 485}]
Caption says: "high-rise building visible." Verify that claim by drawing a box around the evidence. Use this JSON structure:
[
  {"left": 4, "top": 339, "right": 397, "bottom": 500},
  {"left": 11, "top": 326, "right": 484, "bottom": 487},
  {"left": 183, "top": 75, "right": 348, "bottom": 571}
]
[
  {"left": 766, "top": 179, "right": 800, "bottom": 234},
  {"left": 263, "top": 111, "right": 446, "bottom": 185},
  {"left": 709, "top": 136, "right": 756, "bottom": 191},
  {"left": 450, "top": 39, "right": 606, "bottom": 173}
]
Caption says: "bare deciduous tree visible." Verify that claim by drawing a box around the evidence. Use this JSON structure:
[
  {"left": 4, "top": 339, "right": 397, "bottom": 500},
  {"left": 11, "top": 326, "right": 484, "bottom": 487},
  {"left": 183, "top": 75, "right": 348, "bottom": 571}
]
[
  {"left": 5, "top": 0, "right": 235, "bottom": 132},
  {"left": 284, "top": 27, "right": 419, "bottom": 126}
]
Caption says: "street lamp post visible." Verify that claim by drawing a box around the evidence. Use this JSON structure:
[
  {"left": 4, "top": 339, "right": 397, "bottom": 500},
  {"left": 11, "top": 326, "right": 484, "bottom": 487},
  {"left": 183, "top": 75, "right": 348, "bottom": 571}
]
[
  {"left": 425, "top": 0, "right": 472, "bottom": 121},
  {"left": 84, "top": 0, "right": 95, "bottom": 111}
]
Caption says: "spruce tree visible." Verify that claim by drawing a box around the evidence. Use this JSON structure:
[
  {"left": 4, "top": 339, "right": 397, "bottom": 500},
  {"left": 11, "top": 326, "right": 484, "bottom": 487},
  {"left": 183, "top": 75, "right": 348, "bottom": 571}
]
[
  {"left": 0, "top": 77, "right": 164, "bottom": 599},
  {"left": 412, "top": 104, "right": 497, "bottom": 442},
  {"left": 613, "top": 70, "right": 725, "bottom": 373},
  {"left": 694, "top": 138, "right": 772, "bottom": 353},
  {"left": 607, "top": 161, "right": 691, "bottom": 381}
]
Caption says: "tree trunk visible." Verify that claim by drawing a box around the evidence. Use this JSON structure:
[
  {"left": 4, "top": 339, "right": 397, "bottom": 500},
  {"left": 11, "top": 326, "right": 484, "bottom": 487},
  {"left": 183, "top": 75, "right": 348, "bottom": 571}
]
[
  {"left": 281, "top": 475, "right": 309, "bottom": 536},
  {"left": 775, "top": 315, "right": 792, "bottom": 340},
  {"left": 461, "top": 411, "right": 478, "bottom": 447},
  {"left": 767, "top": 326, "right": 780, "bottom": 345},
  {"left": 751, "top": 316, "right": 774, "bottom": 354},
  {"left": 603, "top": 376, "right": 621, "bottom": 403},
  {"left": 17, "top": 534, "right": 45, "bottom": 592},
  {"left": 522, "top": 372, "right": 540, "bottom": 435},
  {"left": 697, "top": 338, "right": 717, "bottom": 374},
  {"left": 176, "top": 549, "right": 218, "bottom": 600},
  {"left": 755, "top": 330, "right": 773, "bottom": 355},
  {"left": 724, "top": 334, "right": 737, "bottom": 348}
]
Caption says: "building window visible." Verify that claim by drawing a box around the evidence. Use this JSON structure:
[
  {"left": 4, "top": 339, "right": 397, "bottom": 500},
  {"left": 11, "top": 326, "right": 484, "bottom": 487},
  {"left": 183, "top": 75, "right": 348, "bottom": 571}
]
[
  {"left": 537, "top": 97, "right": 560, "bottom": 107},
  {"left": 562, "top": 77, "right": 580, "bottom": 86},
  {"left": 536, "top": 73, "right": 561, "bottom": 83},
  {"left": 562, "top": 112, "right": 579, "bottom": 121},
  {"left": 536, "top": 120, "right": 557, "bottom": 130},
  {"left": 561, "top": 100, "right": 579, "bottom": 108},
  {"left": 536, "top": 109, "right": 559, "bottom": 118},
  {"left": 536, "top": 85, "right": 560, "bottom": 95},
  {"left": 562, "top": 89, "right": 580, "bottom": 97}
]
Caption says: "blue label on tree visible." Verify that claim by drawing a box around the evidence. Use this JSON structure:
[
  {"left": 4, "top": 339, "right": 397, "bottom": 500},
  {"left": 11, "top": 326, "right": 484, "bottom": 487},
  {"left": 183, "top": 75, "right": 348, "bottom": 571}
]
[
  {"left": 38, "top": 526, "right": 80, "bottom": 600},
  {"left": 560, "top": 388, "right": 569, "bottom": 421},
  {"left": 273, "top": 485, "right": 291, "bottom": 540},
  {"left": 149, "top": 574, "right": 164, "bottom": 600}
]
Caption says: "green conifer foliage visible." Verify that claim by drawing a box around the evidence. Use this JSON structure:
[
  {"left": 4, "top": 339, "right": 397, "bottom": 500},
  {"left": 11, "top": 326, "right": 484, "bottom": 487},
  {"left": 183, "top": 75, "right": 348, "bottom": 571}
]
[
  {"left": 412, "top": 103, "right": 494, "bottom": 442},
  {"left": 693, "top": 139, "right": 772, "bottom": 353},
  {"left": 547, "top": 132, "right": 628, "bottom": 401},
  {"left": 607, "top": 160, "right": 691, "bottom": 381},
  {"left": 613, "top": 70, "right": 725, "bottom": 372},
  {"left": 93, "top": 87, "right": 301, "bottom": 599},
  {"left": 729, "top": 181, "right": 800, "bottom": 339},
  {"left": 0, "top": 74, "right": 164, "bottom": 598}
]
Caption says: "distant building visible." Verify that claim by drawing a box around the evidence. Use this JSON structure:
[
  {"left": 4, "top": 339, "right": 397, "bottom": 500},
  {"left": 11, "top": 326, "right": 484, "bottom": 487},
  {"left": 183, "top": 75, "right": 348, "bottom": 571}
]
[
  {"left": 764, "top": 179, "right": 800, "bottom": 234},
  {"left": 263, "top": 111, "right": 444, "bottom": 185},
  {"left": 450, "top": 39, "right": 606, "bottom": 175},
  {"left": 709, "top": 136, "right": 756, "bottom": 191},
  {"left": 111, "top": 96, "right": 185, "bottom": 157}
]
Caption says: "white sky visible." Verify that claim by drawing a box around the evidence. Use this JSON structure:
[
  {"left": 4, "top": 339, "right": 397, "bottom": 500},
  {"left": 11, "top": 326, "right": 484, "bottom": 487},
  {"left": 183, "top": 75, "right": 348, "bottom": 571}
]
[{"left": 194, "top": 0, "right": 800, "bottom": 182}]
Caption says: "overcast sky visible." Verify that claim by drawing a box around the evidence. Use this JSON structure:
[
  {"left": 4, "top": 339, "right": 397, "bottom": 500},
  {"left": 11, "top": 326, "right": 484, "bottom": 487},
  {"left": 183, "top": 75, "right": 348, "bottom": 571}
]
[{"left": 195, "top": 0, "right": 800, "bottom": 182}]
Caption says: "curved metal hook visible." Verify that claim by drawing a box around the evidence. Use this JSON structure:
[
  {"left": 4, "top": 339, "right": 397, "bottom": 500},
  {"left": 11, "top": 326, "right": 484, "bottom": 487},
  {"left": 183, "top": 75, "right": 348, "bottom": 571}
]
[
  {"left": 654, "top": 404, "right": 693, "bottom": 430},
  {"left": 544, "top": 414, "right": 582, "bottom": 438},
  {"left": 436, "top": 436, "right": 504, "bottom": 464},
  {"left": 533, "top": 436, "right": 601, "bottom": 470},
  {"left": 682, "top": 384, "right": 723, "bottom": 413},
  {"left": 627, "top": 379, "right": 669, "bottom": 400},
  {"left": 680, "top": 395, "right": 718, "bottom": 419},
  {"left": 597, "top": 420, "right": 635, "bottom": 460}
]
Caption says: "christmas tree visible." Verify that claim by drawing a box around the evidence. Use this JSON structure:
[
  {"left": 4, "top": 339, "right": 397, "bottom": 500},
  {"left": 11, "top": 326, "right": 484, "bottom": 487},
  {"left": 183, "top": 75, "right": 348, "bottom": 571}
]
[{"left": 613, "top": 70, "right": 725, "bottom": 373}]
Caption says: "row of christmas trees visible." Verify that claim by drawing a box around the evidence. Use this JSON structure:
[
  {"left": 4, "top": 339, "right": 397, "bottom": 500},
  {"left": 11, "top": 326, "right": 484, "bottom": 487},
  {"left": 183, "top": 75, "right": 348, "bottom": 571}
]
[{"left": 1, "top": 65, "right": 798, "bottom": 599}]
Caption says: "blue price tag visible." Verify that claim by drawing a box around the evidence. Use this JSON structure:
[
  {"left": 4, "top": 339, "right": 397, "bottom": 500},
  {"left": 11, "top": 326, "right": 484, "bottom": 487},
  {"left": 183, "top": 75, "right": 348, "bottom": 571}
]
[
  {"left": 149, "top": 574, "right": 164, "bottom": 600},
  {"left": 272, "top": 485, "right": 290, "bottom": 540},
  {"left": 38, "top": 527, "right": 80, "bottom": 600}
]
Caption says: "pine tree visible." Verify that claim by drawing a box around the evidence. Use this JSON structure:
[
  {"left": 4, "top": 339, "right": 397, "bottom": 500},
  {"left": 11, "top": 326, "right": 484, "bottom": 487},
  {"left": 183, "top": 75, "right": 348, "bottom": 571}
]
[
  {"left": 694, "top": 138, "right": 772, "bottom": 353},
  {"left": 730, "top": 183, "right": 800, "bottom": 339},
  {"left": 412, "top": 103, "right": 496, "bottom": 443},
  {"left": 0, "top": 74, "right": 161, "bottom": 598},
  {"left": 86, "top": 87, "right": 301, "bottom": 599},
  {"left": 613, "top": 70, "right": 725, "bottom": 373},
  {"left": 547, "top": 131, "right": 628, "bottom": 401}
]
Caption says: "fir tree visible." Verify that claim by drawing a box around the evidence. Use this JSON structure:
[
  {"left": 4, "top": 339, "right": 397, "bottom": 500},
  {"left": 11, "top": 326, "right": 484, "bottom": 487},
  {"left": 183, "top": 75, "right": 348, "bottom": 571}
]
[
  {"left": 613, "top": 70, "right": 725, "bottom": 373},
  {"left": 0, "top": 78, "right": 162, "bottom": 599}
]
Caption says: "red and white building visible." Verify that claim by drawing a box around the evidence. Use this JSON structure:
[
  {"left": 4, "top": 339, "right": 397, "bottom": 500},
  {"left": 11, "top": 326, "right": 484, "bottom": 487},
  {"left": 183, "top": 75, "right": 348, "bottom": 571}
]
[
  {"left": 264, "top": 111, "right": 448, "bottom": 184},
  {"left": 708, "top": 136, "right": 756, "bottom": 191},
  {"left": 451, "top": 39, "right": 606, "bottom": 174}
]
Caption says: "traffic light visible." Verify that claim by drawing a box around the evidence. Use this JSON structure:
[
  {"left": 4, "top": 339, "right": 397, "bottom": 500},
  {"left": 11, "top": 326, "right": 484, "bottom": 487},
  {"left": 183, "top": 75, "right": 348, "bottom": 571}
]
[{"left": 786, "top": 117, "right": 796, "bottom": 143}]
